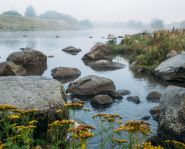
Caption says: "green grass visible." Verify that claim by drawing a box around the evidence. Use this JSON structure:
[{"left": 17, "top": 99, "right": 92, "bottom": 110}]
[
  {"left": 108, "top": 30, "right": 185, "bottom": 73},
  {"left": 0, "top": 15, "right": 78, "bottom": 31}
]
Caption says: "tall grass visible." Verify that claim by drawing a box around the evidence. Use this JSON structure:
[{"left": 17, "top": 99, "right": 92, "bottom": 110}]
[{"left": 108, "top": 29, "right": 185, "bottom": 72}]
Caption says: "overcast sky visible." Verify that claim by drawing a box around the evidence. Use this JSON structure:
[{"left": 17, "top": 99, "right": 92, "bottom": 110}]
[{"left": 0, "top": 0, "right": 184, "bottom": 23}]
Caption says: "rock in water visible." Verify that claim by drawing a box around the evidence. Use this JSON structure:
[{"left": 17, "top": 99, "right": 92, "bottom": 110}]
[
  {"left": 154, "top": 54, "right": 185, "bottom": 81},
  {"left": 67, "top": 75, "right": 116, "bottom": 97},
  {"left": 62, "top": 46, "right": 81, "bottom": 55},
  {"left": 7, "top": 48, "right": 47, "bottom": 75},
  {"left": 146, "top": 91, "right": 162, "bottom": 102},
  {"left": 118, "top": 89, "right": 131, "bottom": 96},
  {"left": 158, "top": 86, "right": 185, "bottom": 142},
  {"left": 51, "top": 67, "right": 81, "bottom": 83},
  {"left": 107, "top": 34, "right": 116, "bottom": 39},
  {"left": 0, "top": 61, "right": 26, "bottom": 76},
  {"left": 0, "top": 76, "right": 66, "bottom": 111},
  {"left": 127, "top": 96, "right": 141, "bottom": 104},
  {"left": 91, "top": 95, "right": 113, "bottom": 106},
  {"left": 89, "top": 60, "right": 125, "bottom": 71},
  {"left": 82, "top": 44, "right": 113, "bottom": 64}
]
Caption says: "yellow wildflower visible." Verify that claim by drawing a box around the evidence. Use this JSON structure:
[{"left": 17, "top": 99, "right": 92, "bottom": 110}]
[
  {"left": 56, "top": 109, "right": 63, "bottom": 113},
  {"left": 113, "top": 138, "right": 128, "bottom": 144},
  {"left": 64, "top": 102, "right": 84, "bottom": 109},
  {"left": 28, "top": 120, "right": 38, "bottom": 125},
  {"left": 48, "top": 120, "right": 75, "bottom": 128},
  {"left": 79, "top": 131, "right": 94, "bottom": 139},
  {"left": 143, "top": 142, "right": 164, "bottom": 149},
  {"left": 165, "top": 140, "right": 185, "bottom": 148},
  {"left": 114, "top": 120, "right": 150, "bottom": 135},
  {"left": 0, "top": 104, "right": 17, "bottom": 111},
  {"left": 69, "top": 124, "right": 95, "bottom": 133},
  {"left": 9, "top": 114, "right": 20, "bottom": 120},
  {"left": 0, "top": 142, "right": 4, "bottom": 149}
]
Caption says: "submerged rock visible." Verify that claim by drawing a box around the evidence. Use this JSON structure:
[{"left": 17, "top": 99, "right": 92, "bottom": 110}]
[
  {"left": 7, "top": 48, "right": 47, "bottom": 75},
  {"left": 67, "top": 75, "right": 116, "bottom": 97},
  {"left": 51, "top": 67, "right": 81, "bottom": 83},
  {"left": 146, "top": 91, "right": 162, "bottom": 102},
  {"left": 118, "top": 89, "right": 131, "bottom": 96},
  {"left": 0, "top": 61, "right": 26, "bottom": 76},
  {"left": 91, "top": 95, "right": 113, "bottom": 106},
  {"left": 82, "top": 44, "right": 113, "bottom": 64},
  {"left": 62, "top": 46, "right": 81, "bottom": 55},
  {"left": 127, "top": 96, "right": 141, "bottom": 104},
  {"left": 158, "top": 86, "right": 185, "bottom": 142},
  {"left": 154, "top": 54, "right": 185, "bottom": 81},
  {"left": 89, "top": 60, "right": 125, "bottom": 71}
]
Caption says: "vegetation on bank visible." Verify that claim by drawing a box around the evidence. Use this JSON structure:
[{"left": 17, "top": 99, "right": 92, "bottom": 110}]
[
  {"left": 0, "top": 103, "right": 185, "bottom": 149},
  {"left": 0, "top": 15, "right": 79, "bottom": 31},
  {"left": 108, "top": 29, "right": 185, "bottom": 73}
]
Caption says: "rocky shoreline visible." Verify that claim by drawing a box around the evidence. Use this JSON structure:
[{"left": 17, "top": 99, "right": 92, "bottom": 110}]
[{"left": 0, "top": 31, "right": 185, "bottom": 147}]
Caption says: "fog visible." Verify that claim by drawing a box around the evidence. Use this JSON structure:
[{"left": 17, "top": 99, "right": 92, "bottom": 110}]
[{"left": 0, "top": 0, "right": 185, "bottom": 23}]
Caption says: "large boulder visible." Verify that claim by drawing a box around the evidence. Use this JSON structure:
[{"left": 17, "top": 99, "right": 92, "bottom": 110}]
[
  {"left": 62, "top": 46, "right": 81, "bottom": 55},
  {"left": 0, "top": 76, "right": 66, "bottom": 111},
  {"left": 7, "top": 48, "right": 47, "bottom": 75},
  {"left": 89, "top": 60, "right": 125, "bottom": 71},
  {"left": 0, "top": 76, "right": 67, "bottom": 139},
  {"left": 0, "top": 61, "right": 26, "bottom": 76},
  {"left": 51, "top": 67, "right": 81, "bottom": 83},
  {"left": 82, "top": 44, "right": 113, "bottom": 64},
  {"left": 154, "top": 54, "right": 185, "bottom": 81},
  {"left": 67, "top": 75, "right": 116, "bottom": 97},
  {"left": 158, "top": 86, "right": 185, "bottom": 142}
]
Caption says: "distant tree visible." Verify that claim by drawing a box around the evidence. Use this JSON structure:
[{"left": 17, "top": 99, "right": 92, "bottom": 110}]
[
  {"left": 150, "top": 18, "right": 164, "bottom": 29},
  {"left": 25, "top": 5, "right": 37, "bottom": 17},
  {"left": 179, "top": 20, "right": 185, "bottom": 29},
  {"left": 2, "top": 10, "right": 21, "bottom": 16}
]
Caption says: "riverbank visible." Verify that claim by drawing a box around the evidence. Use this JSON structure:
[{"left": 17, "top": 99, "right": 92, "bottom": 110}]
[{"left": 109, "top": 29, "right": 185, "bottom": 73}]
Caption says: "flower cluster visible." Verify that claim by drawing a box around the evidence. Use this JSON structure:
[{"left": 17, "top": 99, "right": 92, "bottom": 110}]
[
  {"left": 48, "top": 120, "right": 75, "bottom": 128},
  {"left": 64, "top": 102, "right": 84, "bottom": 109},
  {"left": 93, "top": 113, "right": 122, "bottom": 122},
  {"left": 165, "top": 140, "right": 185, "bottom": 148},
  {"left": 112, "top": 138, "right": 128, "bottom": 144},
  {"left": 0, "top": 104, "right": 17, "bottom": 111},
  {"left": 114, "top": 120, "right": 150, "bottom": 135},
  {"left": 69, "top": 124, "right": 95, "bottom": 140},
  {"left": 9, "top": 114, "right": 21, "bottom": 120},
  {"left": 134, "top": 142, "right": 164, "bottom": 149}
]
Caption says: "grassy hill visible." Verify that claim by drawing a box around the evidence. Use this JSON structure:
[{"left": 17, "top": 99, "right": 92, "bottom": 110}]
[{"left": 0, "top": 15, "right": 79, "bottom": 31}]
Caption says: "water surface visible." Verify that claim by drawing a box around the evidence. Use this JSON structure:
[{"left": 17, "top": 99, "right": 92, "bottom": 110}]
[{"left": 0, "top": 28, "right": 167, "bottom": 148}]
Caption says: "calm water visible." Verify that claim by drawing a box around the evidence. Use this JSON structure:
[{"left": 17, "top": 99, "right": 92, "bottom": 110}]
[{"left": 0, "top": 28, "right": 167, "bottom": 148}]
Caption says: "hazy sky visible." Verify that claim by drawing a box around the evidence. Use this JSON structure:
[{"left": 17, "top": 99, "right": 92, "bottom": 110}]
[{"left": 0, "top": 0, "right": 184, "bottom": 23}]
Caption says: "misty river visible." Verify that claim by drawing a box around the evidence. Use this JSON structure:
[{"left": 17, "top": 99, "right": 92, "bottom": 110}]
[{"left": 0, "top": 28, "right": 167, "bottom": 148}]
